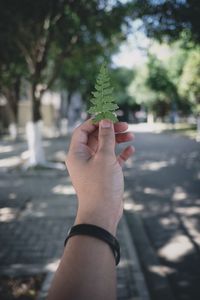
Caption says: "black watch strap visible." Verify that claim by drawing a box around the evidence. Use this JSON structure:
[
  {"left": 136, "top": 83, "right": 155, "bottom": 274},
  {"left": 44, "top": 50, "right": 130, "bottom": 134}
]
[{"left": 64, "top": 224, "right": 120, "bottom": 265}]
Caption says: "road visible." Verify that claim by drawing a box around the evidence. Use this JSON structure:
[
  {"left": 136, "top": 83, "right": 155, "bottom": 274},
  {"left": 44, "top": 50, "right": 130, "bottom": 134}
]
[{"left": 124, "top": 128, "right": 200, "bottom": 300}]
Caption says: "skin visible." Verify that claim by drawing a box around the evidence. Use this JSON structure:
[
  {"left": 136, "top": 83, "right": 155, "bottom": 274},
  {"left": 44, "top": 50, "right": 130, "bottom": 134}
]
[{"left": 47, "top": 119, "right": 134, "bottom": 300}]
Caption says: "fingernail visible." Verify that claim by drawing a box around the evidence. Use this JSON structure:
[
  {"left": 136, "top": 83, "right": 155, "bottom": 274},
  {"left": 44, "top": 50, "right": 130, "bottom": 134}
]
[{"left": 101, "top": 119, "right": 112, "bottom": 128}]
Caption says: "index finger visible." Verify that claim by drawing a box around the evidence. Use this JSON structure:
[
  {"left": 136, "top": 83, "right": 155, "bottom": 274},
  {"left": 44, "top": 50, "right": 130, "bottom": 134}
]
[{"left": 70, "top": 118, "right": 97, "bottom": 149}]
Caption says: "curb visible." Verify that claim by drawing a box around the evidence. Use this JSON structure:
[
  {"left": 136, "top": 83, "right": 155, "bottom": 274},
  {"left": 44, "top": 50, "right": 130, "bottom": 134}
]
[
  {"left": 125, "top": 210, "right": 175, "bottom": 300},
  {"left": 121, "top": 217, "right": 151, "bottom": 300}
]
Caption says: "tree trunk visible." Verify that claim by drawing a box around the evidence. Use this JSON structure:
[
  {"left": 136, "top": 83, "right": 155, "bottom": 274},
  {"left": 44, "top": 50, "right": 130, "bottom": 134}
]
[
  {"left": 59, "top": 90, "right": 70, "bottom": 136},
  {"left": 26, "top": 120, "right": 45, "bottom": 166},
  {"left": 5, "top": 79, "right": 20, "bottom": 140},
  {"left": 7, "top": 100, "right": 17, "bottom": 140},
  {"left": 26, "top": 83, "right": 45, "bottom": 166},
  {"left": 31, "top": 83, "right": 42, "bottom": 123}
]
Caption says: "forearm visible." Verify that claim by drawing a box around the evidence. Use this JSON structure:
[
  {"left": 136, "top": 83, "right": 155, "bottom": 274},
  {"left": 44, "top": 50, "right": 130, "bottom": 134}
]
[
  {"left": 47, "top": 234, "right": 117, "bottom": 300},
  {"left": 48, "top": 119, "right": 134, "bottom": 300}
]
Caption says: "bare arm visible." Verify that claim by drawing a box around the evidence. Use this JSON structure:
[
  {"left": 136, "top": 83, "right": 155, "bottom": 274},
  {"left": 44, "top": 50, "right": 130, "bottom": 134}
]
[{"left": 47, "top": 119, "right": 134, "bottom": 300}]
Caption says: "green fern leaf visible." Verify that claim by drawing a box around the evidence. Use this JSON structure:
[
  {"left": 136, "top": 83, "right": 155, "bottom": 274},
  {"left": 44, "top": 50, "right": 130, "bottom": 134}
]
[
  {"left": 104, "top": 112, "right": 118, "bottom": 122},
  {"left": 102, "top": 103, "right": 119, "bottom": 111},
  {"left": 87, "top": 62, "right": 119, "bottom": 124},
  {"left": 88, "top": 107, "right": 97, "bottom": 114},
  {"left": 93, "top": 113, "right": 105, "bottom": 123}
]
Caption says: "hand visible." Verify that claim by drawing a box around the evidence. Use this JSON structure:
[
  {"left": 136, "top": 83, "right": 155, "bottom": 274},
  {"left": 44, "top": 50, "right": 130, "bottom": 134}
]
[{"left": 65, "top": 119, "right": 134, "bottom": 235}]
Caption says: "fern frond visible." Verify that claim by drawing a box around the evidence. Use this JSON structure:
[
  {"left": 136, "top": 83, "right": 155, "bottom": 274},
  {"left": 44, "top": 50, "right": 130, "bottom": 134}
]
[{"left": 87, "top": 62, "right": 119, "bottom": 124}]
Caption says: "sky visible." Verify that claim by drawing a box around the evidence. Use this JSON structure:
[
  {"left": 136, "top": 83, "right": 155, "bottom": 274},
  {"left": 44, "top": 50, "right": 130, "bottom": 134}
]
[
  {"left": 112, "top": 24, "right": 173, "bottom": 69},
  {"left": 112, "top": 17, "right": 150, "bottom": 69},
  {"left": 112, "top": 33, "right": 149, "bottom": 68}
]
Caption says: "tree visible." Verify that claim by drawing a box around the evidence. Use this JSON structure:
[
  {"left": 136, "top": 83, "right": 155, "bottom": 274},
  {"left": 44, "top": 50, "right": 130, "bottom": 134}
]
[
  {"left": 147, "top": 54, "right": 178, "bottom": 103},
  {"left": 0, "top": 19, "right": 26, "bottom": 139},
  {"left": 128, "top": 65, "right": 158, "bottom": 115},
  {"left": 179, "top": 47, "right": 200, "bottom": 114},
  {"left": 133, "top": 0, "right": 200, "bottom": 44},
  {"left": 109, "top": 67, "right": 135, "bottom": 122},
  {"left": 0, "top": 0, "right": 134, "bottom": 165},
  {"left": 111, "top": 67, "right": 134, "bottom": 105},
  {"left": 129, "top": 53, "right": 180, "bottom": 118}
]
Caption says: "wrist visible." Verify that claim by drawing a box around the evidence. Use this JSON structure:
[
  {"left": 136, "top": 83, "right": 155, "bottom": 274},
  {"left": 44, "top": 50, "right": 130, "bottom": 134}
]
[{"left": 75, "top": 211, "right": 118, "bottom": 236}]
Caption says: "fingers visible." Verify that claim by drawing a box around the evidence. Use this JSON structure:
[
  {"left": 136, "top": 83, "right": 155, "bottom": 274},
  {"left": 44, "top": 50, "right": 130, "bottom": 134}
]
[
  {"left": 91, "top": 121, "right": 129, "bottom": 136},
  {"left": 88, "top": 122, "right": 133, "bottom": 141},
  {"left": 117, "top": 145, "right": 135, "bottom": 167},
  {"left": 114, "top": 122, "right": 128, "bottom": 133},
  {"left": 115, "top": 132, "right": 134, "bottom": 144},
  {"left": 70, "top": 119, "right": 97, "bottom": 150},
  {"left": 98, "top": 120, "right": 115, "bottom": 155}
]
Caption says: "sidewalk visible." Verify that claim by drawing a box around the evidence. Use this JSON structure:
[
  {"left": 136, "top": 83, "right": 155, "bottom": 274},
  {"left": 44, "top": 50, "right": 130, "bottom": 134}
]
[{"left": 0, "top": 135, "right": 150, "bottom": 300}]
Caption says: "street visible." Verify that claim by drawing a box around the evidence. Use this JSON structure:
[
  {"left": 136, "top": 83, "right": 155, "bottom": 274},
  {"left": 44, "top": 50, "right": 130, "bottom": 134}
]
[
  {"left": 0, "top": 127, "right": 200, "bottom": 300},
  {"left": 124, "top": 128, "right": 200, "bottom": 300}
]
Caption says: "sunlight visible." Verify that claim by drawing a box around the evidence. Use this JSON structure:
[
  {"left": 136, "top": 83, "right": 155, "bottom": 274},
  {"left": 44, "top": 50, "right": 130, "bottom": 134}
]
[
  {"left": 148, "top": 265, "right": 176, "bottom": 276},
  {"left": 175, "top": 206, "right": 200, "bottom": 216},
  {"left": 118, "top": 258, "right": 132, "bottom": 268},
  {"left": 45, "top": 259, "right": 60, "bottom": 272},
  {"left": 53, "top": 150, "right": 66, "bottom": 162},
  {"left": 0, "top": 145, "right": 14, "bottom": 154},
  {"left": 128, "top": 123, "right": 169, "bottom": 133},
  {"left": 124, "top": 199, "right": 144, "bottom": 212},
  {"left": 0, "top": 207, "right": 17, "bottom": 222},
  {"left": 52, "top": 184, "right": 76, "bottom": 195},
  {"left": 21, "top": 150, "right": 30, "bottom": 160},
  {"left": 140, "top": 161, "right": 169, "bottom": 171},
  {"left": 144, "top": 187, "right": 164, "bottom": 196},
  {"left": 172, "top": 187, "right": 187, "bottom": 201},
  {"left": 160, "top": 217, "right": 176, "bottom": 227},
  {"left": 0, "top": 156, "right": 21, "bottom": 168},
  {"left": 158, "top": 234, "right": 193, "bottom": 262}
]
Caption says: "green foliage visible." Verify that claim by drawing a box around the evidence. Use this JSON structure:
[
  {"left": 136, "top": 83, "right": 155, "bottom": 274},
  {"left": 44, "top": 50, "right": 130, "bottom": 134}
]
[
  {"left": 128, "top": 65, "right": 158, "bottom": 110},
  {"left": 134, "top": 0, "right": 200, "bottom": 44},
  {"left": 179, "top": 47, "right": 200, "bottom": 113},
  {"left": 0, "top": 0, "right": 134, "bottom": 121},
  {"left": 110, "top": 67, "right": 134, "bottom": 105},
  {"left": 88, "top": 63, "right": 119, "bottom": 123},
  {"left": 128, "top": 39, "right": 200, "bottom": 117},
  {"left": 147, "top": 54, "right": 178, "bottom": 100}
]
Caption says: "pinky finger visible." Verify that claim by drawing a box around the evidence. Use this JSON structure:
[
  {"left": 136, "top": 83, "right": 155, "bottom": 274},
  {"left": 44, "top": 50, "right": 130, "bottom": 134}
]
[{"left": 117, "top": 145, "right": 135, "bottom": 167}]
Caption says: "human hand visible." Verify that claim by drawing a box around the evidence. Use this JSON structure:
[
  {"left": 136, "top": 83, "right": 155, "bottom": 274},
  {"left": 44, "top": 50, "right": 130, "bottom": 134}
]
[{"left": 65, "top": 119, "right": 134, "bottom": 235}]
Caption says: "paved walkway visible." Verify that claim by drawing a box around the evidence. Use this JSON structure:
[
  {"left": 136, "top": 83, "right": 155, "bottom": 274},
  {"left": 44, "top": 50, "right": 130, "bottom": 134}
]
[
  {"left": 0, "top": 134, "right": 150, "bottom": 300},
  {"left": 123, "top": 126, "right": 200, "bottom": 300}
]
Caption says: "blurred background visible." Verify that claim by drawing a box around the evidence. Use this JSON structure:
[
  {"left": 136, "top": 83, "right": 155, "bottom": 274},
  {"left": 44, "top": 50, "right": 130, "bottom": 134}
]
[{"left": 0, "top": 1, "right": 200, "bottom": 300}]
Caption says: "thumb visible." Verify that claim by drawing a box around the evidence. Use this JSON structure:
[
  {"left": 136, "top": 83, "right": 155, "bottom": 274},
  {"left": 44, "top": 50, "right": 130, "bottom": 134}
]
[{"left": 98, "top": 119, "right": 115, "bottom": 154}]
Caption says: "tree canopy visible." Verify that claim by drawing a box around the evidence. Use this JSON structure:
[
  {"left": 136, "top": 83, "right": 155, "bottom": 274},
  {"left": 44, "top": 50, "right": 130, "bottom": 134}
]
[
  {"left": 128, "top": 39, "right": 200, "bottom": 117},
  {"left": 133, "top": 0, "right": 200, "bottom": 44},
  {"left": 0, "top": 0, "right": 133, "bottom": 121}
]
